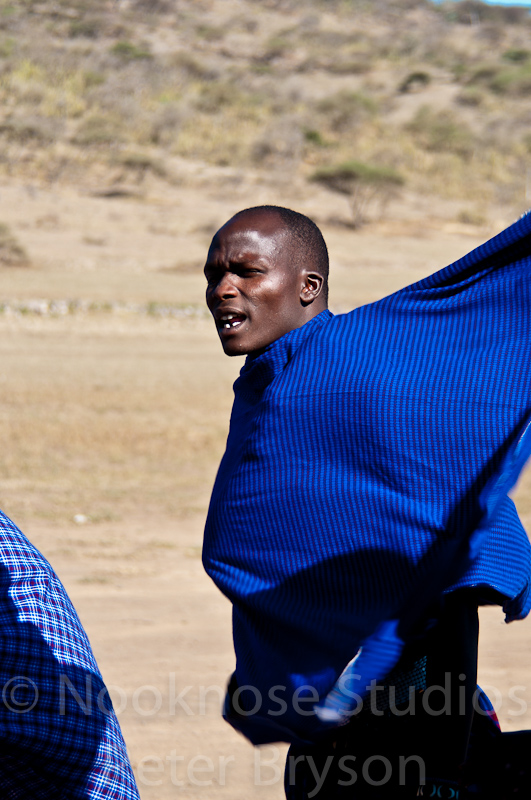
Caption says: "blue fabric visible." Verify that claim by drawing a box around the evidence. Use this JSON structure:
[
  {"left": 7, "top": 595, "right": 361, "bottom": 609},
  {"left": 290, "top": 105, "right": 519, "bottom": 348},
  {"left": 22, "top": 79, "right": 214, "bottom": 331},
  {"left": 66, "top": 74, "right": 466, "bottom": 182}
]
[
  {"left": 203, "top": 211, "right": 531, "bottom": 744},
  {"left": 0, "top": 509, "right": 140, "bottom": 799}
]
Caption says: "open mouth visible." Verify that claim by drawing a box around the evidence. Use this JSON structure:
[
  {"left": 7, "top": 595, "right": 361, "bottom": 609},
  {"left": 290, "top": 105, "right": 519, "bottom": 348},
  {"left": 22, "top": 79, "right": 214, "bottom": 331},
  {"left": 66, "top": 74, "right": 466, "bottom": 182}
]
[{"left": 217, "top": 313, "right": 246, "bottom": 331}]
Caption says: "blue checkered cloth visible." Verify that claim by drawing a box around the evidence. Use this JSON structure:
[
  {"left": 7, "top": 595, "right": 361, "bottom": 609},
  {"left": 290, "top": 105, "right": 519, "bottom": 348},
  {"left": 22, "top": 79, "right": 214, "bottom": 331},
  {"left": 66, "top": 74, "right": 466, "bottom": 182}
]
[
  {"left": 203, "top": 211, "right": 531, "bottom": 745},
  {"left": 0, "top": 509, "right": 140, "bottom": 799}
]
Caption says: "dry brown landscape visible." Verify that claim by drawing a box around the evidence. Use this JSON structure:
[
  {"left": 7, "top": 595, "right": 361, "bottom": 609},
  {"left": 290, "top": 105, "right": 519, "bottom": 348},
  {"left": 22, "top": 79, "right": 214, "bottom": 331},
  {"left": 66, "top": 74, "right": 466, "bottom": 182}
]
[{"left": 1, "top": 0, "right": 531, "bottom": 797}]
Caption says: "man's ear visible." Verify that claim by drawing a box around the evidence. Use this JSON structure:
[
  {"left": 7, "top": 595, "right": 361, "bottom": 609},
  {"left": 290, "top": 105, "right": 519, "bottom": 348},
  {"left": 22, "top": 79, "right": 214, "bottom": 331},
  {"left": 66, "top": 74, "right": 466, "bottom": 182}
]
[{"left": 300, "top": 272, "right": 324, "bottom": 305}]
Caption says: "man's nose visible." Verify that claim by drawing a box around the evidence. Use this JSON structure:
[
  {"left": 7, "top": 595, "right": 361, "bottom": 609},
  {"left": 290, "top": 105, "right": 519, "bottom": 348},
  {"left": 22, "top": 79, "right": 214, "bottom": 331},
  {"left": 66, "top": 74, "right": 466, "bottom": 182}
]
[{"left": 212, "top": 273, "right": 238, "bottom": 300}]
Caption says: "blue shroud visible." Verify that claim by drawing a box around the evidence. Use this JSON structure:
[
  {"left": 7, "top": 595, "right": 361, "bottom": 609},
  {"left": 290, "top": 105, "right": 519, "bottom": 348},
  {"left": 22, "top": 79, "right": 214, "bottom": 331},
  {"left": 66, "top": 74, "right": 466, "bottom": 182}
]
[{"left": 203, "top": 211, "right": 531, "bottom": 745}]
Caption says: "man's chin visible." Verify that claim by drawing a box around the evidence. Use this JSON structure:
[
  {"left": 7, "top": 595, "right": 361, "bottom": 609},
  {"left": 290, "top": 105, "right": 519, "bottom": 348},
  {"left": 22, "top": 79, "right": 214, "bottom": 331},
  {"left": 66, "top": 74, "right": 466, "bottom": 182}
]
[{"left": 220, "top": 337, "right": 248, "bottom": 357}]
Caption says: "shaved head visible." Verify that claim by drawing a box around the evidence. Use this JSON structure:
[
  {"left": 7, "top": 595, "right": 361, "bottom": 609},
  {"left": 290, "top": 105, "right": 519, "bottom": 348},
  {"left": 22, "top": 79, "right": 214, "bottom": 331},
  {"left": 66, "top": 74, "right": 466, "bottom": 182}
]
[{"left": 229, "top": 206, "right": 329, "bottom": 301}]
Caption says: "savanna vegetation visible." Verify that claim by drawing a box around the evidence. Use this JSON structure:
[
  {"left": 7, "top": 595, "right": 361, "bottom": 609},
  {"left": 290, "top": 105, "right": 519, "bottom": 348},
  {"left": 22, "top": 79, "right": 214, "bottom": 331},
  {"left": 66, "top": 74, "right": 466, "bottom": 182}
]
[{"left": 1, "top": 0, "right": 531, "bottom": 225}]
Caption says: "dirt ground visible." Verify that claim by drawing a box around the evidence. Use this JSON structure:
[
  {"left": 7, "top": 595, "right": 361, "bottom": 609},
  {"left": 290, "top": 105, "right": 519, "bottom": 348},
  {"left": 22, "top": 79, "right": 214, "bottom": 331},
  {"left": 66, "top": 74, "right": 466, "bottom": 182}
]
[{"left": 1, "top": 174, "right": 531, "bottom": 799}]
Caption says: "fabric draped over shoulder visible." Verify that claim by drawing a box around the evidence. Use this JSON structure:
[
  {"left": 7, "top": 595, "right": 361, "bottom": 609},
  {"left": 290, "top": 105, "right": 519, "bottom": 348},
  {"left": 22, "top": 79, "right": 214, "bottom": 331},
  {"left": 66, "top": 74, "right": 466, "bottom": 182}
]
[{"left": 203, "top": 211, "right": 531, "bottom": 745}]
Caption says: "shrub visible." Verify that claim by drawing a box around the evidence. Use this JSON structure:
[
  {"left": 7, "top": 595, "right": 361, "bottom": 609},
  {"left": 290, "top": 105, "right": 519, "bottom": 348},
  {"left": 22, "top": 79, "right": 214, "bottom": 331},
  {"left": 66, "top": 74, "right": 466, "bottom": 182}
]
[
  {"left": 0, "top": 223, "right": 30, "bottom": 267},
  {"left": 0, "top": 36, "right": 15, "bottom": 57},
  {"left": 489, "top": 65, "right": 531, "bottom": 97},
  {"left": 406, "top": 106, "right": 475, "bottom": 158},
  {"left": 467, "top": 63, "right": 501, "bottom": 86},
  {"left": 130, "top": 0, "right": 173, "bottom": 11},
  {"left": 111, "top": 41, "right": 152, "bottom": 61},
  {"left": 304, "top": 129, "right": 328, "bottom": 147},
  {"left": 68, "top": 18, "right": 103, "bottom": 39},
  {"left": 72, "top": 115, "right": 123, "bottom": 146},
  {"left": 456, "top": 209, "right": 487, "bottom": 226},
  {"left": 0, "top": 115, "right": 61, "bottom": 144},
  {"left": 522, "top": 133, "right": 531, "bottom": 153},
  {"left": 399, "top": 71, "right": 431, "bottom": 93},
  {"left": 315, "top": 91, "right": 377, "bottom": 133},
  {"left": 455, "top": 88, "right": 484, "bottom": 107},
  {"left": 310, "top": 160, "right": 404, "bottom": 227},
  {"left": 503, "top": 49, "right": 530, "bottom": 64},
  {"left": 114, "top": 151, "right": 167, "bottom": 179},
  {"left": 148, "top": 103, "right": 184, "bottom": 146},
  {"left": 251, "top": 116, "right": 304, "bottom": 168}
]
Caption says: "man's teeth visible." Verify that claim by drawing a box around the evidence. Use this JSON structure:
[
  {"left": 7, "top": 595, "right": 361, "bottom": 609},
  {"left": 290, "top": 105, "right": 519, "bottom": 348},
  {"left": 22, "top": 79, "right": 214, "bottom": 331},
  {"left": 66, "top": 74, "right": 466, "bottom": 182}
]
[{"left": 220, "top": 314, "right": 243, "bottom": 329}]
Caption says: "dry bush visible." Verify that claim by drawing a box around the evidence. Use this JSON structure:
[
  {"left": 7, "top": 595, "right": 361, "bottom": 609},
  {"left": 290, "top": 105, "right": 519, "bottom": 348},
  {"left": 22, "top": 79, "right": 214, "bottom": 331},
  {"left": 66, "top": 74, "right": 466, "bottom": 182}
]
[
  {"left": 456, "top": 208, "right": 487, "bottom": 226},
  {"left": 314, "top": 91, "right": 377, "bottom": 134},
  {"left": 71, "top": 114, "right": 124, "bottom": 146},
  {"left": 0, "top": 114, "right": 62, "bottom": 143},
  {"left": 0, "top": 223, "right": 30, "bottom": 267},
  {"left": 406, "top": 106, "right": 475, "bottom": 158},
  {"left": 489, "top": 65, "right": 531, "bottom": 97},
  {"left": 112, "top": 151, "right": 167, "bottom": 181},
  {"left": 251, "top": 115, "right": 304, "bottom": 169},
  {"left": 129, "top": 0, "right": 174, "bottom": 12},
  {"left": 455, "top": 87, "right": 484, "bottom": 107},
  {"left": 68, "top": 17, "right": 106, "bottom": 39},
  {"left": 147, "top": 103, "right": 185, "bottom": 147}
]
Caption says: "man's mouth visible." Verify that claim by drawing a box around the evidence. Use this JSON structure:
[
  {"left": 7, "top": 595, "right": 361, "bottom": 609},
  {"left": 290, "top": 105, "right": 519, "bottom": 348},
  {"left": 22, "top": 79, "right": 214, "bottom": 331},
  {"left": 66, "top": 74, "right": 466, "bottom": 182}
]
[{"left": 217, "top": 313, "right": 246, "bottom": 331}]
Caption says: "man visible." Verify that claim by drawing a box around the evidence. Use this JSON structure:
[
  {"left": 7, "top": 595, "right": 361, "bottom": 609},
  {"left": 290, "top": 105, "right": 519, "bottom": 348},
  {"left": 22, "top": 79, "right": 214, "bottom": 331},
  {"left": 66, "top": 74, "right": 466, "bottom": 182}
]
[
  {"left": 0, "top": 508, "right": 140, "bottom": 799},
  {"left": 202, "top": 205, "right": 531, "bottom": 798}
]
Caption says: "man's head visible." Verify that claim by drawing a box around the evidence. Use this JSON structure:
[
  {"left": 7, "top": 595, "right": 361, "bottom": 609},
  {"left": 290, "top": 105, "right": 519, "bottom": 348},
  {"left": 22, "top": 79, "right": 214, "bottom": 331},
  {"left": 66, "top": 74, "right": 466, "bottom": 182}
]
[{"left": 204, "top": 205, "right": 329, "bottom": 357}]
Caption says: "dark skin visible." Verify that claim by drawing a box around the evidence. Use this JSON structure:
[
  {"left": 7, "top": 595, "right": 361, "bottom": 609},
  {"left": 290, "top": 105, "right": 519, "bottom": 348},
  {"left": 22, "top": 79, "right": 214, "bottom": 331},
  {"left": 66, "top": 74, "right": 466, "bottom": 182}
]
[{"left": 204, "top": 210, "right": 327, "bottom": 357}]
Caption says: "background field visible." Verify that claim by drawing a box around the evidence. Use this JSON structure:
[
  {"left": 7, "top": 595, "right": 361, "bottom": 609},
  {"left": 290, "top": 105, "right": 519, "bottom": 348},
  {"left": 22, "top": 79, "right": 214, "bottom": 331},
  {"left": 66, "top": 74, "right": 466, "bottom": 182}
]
[{"left": 1, "top": 0, "right": 531, "bottom": 797}]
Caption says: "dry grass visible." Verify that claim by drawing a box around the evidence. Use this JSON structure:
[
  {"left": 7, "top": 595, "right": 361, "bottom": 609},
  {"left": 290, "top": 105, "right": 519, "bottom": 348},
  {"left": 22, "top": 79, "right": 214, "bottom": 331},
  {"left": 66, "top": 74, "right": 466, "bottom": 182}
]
[{"left": 0, "top": 317, "right": 240, "bottom": 525}]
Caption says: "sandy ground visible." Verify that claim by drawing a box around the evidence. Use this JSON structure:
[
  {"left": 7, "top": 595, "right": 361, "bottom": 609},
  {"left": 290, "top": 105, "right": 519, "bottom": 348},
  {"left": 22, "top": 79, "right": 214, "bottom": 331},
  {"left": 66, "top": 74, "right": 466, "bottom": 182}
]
[
  {"left": 22, "top": 512, "right": 531, "bottom": 800},
  {"left": 1, "top": 174, "right": 531, "bottom": 798}
]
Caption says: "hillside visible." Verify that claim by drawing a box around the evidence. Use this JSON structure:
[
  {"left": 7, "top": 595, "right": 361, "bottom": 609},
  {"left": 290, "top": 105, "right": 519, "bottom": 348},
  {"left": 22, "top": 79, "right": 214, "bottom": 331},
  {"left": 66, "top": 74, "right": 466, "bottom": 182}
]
[{"left": 1, "top": 0, "right": 531, "bottom": 231}]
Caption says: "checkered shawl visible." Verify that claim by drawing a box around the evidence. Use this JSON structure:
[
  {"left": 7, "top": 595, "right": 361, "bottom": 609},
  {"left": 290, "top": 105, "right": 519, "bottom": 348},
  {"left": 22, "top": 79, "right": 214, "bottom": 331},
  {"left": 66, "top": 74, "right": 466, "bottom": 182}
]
[
  {"left": 204, "top": 211, "right": 531, "bottom": 744},
  {"left": 0, "top": 509, "right": 140, "bottom": 799}
]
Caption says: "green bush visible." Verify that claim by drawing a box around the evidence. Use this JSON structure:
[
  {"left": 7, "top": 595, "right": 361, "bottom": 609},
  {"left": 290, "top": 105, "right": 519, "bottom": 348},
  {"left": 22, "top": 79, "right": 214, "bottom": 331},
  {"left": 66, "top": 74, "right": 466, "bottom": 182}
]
[
  {"left": 304, "top": 129, "right": 328, "bottom": 147},
  {"left": 310, "top": 160, "right": 404, "bottom": 227},
  {"left": 69, "top": 18, "right": 103, "bottom": 39},
  {"left": 503, "top": 49, "right": 530, "bottom": 64},
  {"left": 399, "top": 71, "right": 431, "bottom": 93},
  {"left": 111, "top": 41, "right": 152, "bottom": 61}
]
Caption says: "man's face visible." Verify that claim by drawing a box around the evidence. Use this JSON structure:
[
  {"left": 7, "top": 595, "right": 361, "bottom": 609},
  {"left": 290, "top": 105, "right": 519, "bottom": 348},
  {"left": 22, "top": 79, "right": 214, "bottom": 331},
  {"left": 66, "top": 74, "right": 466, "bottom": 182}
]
[{"left": 204, "top": 212, "right": 309, "bottom": 357}]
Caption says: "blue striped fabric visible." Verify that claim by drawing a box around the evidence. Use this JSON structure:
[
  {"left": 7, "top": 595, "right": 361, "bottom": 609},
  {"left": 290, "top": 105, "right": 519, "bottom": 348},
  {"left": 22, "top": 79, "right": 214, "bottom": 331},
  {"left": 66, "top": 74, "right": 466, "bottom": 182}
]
[
  {"left": 0, "top": 509, "right": 140, "bottom": 799},
  {"left": 203, "top": 211, "right": 531, "bottom": 744}
]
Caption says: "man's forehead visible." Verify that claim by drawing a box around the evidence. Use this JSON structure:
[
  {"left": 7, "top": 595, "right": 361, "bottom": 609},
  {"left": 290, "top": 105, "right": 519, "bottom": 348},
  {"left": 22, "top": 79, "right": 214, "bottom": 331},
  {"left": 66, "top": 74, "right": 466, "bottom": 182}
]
[
  {"left": 219, "top": 210, "right": 288, "bottom": 241},
  {"left": 210, "top": 212, "right": 290, "bottom": 256}
]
